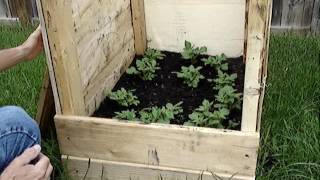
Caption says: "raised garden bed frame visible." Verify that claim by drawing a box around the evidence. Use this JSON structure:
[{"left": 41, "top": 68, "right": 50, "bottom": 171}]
[{"left": 36, "top": 0, "right": 272, "bottom": 179}]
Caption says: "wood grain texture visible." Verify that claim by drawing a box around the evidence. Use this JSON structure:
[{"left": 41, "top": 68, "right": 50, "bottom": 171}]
[
  {"left": 271, "top": 0, "right": 282, "bottom": 26},
  {"left": 8, "top": 0, "right": 32, "bottom": 26},
  {"left": 40, "top": 0, "right": 86, "bottom": 115},
  {"left": 39, "top": 0, "right": 135, "bottom": 116},
  {"left": 131, "top": 0, "right": 147, "bottom": 55},
  {"left": 271, "top": 0, "right": 315, "bottom": 34},
  {"left": 62, "top": 156, "right": 254, "bottom": 180},
  {"left": 144, "top": 0, "right": 246, "bottom": 57},
  {"left": 312, "top": 0, "right": 320, "bottom": 34},
  {"left": 0, "top": 0, "right": 9, "bottom": 17},
  {"left": 257, "top": 0, "right": 272, "bottom": 133},
  {"left": 55, "top": 115, "right": 260, "bottom": 177},
  {"left": 241, "top": 0, "right": 271, "bottom": 132},
  {"left": 36, "top": 0, "right": 62, "bottom": 114}
]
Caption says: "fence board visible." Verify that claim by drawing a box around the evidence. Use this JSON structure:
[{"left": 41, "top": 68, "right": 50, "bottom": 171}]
[
  {"left": 312, "top": 0, "right": 320, "bottom": 34},
  {"left": 272, "top": 0, "right": 282, "bottom": 26},
  {"left": 0, "top": 0, "right": 7, "bottom": 17},
  {"left": 272, "top": 0, "right": 318, "bottom": 34}
]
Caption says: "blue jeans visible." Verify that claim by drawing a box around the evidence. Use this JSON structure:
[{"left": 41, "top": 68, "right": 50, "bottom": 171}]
[{"left": 0, "top": 106, "right": 41, "bottom": 173}]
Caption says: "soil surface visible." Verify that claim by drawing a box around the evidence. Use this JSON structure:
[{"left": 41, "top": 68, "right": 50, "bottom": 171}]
[{"left": 93, "top": 51, "right": 245, "bottom": 129}]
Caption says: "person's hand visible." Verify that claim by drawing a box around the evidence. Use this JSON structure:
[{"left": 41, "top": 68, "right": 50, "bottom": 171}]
[
  {"left": 20, "top": 25, "right": 43, "bottom": 61},
  {"left": 0, "top": 145, "right": 53, "bottom": 180}
]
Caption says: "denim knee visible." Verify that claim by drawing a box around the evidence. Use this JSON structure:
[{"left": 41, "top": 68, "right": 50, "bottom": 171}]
[
  {"left": 0, "top": 106, "right": 41, "bottom": 144},
  {"left": 0, "top": 106, "right": 41, "bottom": 172}
]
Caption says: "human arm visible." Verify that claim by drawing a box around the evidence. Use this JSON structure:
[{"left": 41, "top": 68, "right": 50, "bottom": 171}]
[
  {"left": 0, "top": 26, "right": 43, "bottom": 71},
  {"left": 0, "top": 145, "right": 53, "bottom": 180}
]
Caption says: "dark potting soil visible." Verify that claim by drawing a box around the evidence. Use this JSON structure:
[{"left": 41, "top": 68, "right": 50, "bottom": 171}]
[{"left": 93, "top": 51, "right": 245, "bottom": 130}]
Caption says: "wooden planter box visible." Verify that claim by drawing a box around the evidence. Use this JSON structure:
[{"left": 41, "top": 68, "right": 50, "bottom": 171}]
[{"left": 36, "top": 0, "right": 272, "bottom": 179}]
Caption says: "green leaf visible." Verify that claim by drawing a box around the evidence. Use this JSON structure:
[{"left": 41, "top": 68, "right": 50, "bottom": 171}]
[{"left": 107, "top": 88, "right": 140, "bottom": 107}]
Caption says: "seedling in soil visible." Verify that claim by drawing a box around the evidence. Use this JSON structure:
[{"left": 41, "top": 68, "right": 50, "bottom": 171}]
[
  {"left": 202, "top": 54, "right": 228, "bottom": 72},
  {"left": 114, "top": 110, "right": 137, "bottom": 121},
  {"left": 181, "top": 40, "right": 207, "bottom": 64},
  {"left": 144, "top": 48, "right": 166, "bottom": 60},
  {"left": 139, "top": 102, "right": 183, "bottom": 124},
  {"left": 209, "top": 70, "right": 237, "bottom": 90},
  {"left": 186, "top": 99, "right": 229, "bottom": 129},
  {"left": 107, "top": 88, "right": 140, "bottom": 107},
  {"left": 215, "top": 85, "right": 242, "bottom": 110},
  {"left": 126, "top": 57, "right": 160, "bottom": 81},
  {"left": 174, "top": 65, "right": 205, "bottom": 88}
]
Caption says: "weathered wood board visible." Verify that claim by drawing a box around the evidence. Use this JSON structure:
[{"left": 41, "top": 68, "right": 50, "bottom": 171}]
[
  {"left": 38, "top": 0, "right": 135, "bottom": 115},
  {"left": 144, "top": 0, "right": 246, "bottom": 57},
  {"left": 312, "top": 0, "right": 320, "bottom": 34},
  {"left": 271, "top": 0, "right": 315, "bottom": 34},
  {"left": 55, "top": 115, "right": 260, "bottom": 177},
  {"left": 62, "top": 156, "right": 254, "bottom": 180},
  {"left": 241, "top": 0, "right": 272, "bottom": 132},
  {"left": 0, "top": 0, "right": 9, "bottom": 17}
]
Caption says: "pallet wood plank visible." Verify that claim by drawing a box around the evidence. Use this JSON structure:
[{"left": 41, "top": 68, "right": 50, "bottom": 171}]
[
  {"left": 144, "top": 0, "right": 246, "bottom": 57},
  {"left": 55, "top": 115, "right": 260, "bottom": 177},
  {"left": 257, "top": 0, "right": 273, "bottom": 132},
  {"left": 36, "top": 0, "right": 62, "bottom": 114},
  {"left": 38, "top": 0, "right": 135, "bottom": 116},
  {"left": 62, "top": 156, "right": 254, "bottom": 180},
  {"left": 131, "top": 0, "right": 147, "bottom": 55},
  {"left": 38, "top": 0, "right": 86, "bottom": 115},
  {"left": 241, "top": 0, "right": 271, "bottom": 132}
]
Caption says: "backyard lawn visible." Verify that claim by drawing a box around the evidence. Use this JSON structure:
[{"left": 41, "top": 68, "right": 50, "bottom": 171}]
[{"left": 0, "top": 25, "right": 319, "bottom": 179}]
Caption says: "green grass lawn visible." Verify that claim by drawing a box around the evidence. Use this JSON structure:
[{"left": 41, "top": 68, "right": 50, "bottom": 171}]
[
  {"left": 257, "top": 35, "right": 320, "bottom": 179},
  {"left": 0, "top": 25, "right": 319, "bottom": 179},
  {"left": 0, "top": 25, "right": 46, "bottom": 117}
]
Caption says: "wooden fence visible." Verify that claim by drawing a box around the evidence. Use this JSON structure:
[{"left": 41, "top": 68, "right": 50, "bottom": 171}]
[
  {"left": 0, "top": 0, "right": 319, "bottom": 34},
  {"left": 272, "top": 0, "right": 320, "bottom": 34},
  {"left": 0, "top": 0, "right": 37, "bottom": 26}
]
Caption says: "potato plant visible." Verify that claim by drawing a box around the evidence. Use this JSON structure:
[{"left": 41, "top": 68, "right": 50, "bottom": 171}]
[
  {"left": 202, "top": 54, "right": 228, "bottom": 72},
  {"left": 209, "top": 70, "right": 237, "bottom": 90},
  {"left": 181, "top": 40, "right": 207, "bottom": 64},
  {"left": 186, "top": 99, "right": 229, "bottom": 128},
  {"left": 144, "top": 48, "right": 166, "bottom": 60},
  {"left": 174, "top": 65, "right": 205, "bottom": 88},
  {"left": 215, "top": 85, "right": 242, "bottom": 110},
  {"left": 114, "top": 110, "right": 137, "bottom": 121},
  {"left": 139, "top": 102, "right": 183, "bottom": 124},
  {"left": 107, "top": 88, "right": 140, "bottom": 107},
  {"left": 126, "top": 57, "right": 160, "bottom": 81}
]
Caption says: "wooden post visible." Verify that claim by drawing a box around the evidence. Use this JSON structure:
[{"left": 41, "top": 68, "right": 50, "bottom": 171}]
[
  {"left": 241, "top": 0, "right": 272, "bottom": 132},
  {"left": 131, "top": 0, "right": 147, "bottom": 55}
]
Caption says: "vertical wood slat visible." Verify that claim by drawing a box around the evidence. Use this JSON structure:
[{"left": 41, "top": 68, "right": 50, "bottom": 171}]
[
  {"left": 0, "top": 0, "right": 9, "bottom": 17},
  {"left": 131, "top": 0, "right": 147, "bottom": 55},
  {"left": 257, "top": 0, "right": 273, "bottom": 133},
  {"left": 37, "top": 0, "right": 86, "bottom": 115},
  {"left": 35, "top": 0, "right": 62, "bottom": 114},
  {"left": 8, "top": 0, "right": 32, "bottom": 25},
  {"left": 272, "top": 0, "right": 316, "bottom": 34},
  {"left": 271, "top": 0, "right": 282, "bottom": 26},
  {"left": 312, "top": 0, "right": 320, "bottom": 34},
  {"left": 241, "top": 0, "right": 271, "bottom": 132},
  {"left": 302, "top": 0, "right": 314, "bottom": 26}
]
